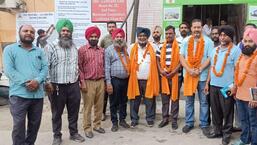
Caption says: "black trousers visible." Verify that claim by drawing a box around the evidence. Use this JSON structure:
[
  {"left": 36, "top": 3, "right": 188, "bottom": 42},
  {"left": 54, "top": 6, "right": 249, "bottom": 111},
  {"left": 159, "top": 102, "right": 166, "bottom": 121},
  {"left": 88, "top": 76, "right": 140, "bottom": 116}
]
[
  {"left": 103, "top": 91, "right": 108, "bottom": 115},
  {"left": 210, "top": 85, "right": 234, "bottom": 137},
  {"left": 48, "top": 81, "right": 81, "bottom": 138},
  {"left": 109, "top": 77, "right": 128, "bottom": 125},
  {"left": 161, "top": 76, "right": 183, "bottom": 124},
  {"left": 9, "top": 96, "right": 43, "bottom": 145},
  {"left": 130, "top": 80, "right": 156, "bottom": 123}
]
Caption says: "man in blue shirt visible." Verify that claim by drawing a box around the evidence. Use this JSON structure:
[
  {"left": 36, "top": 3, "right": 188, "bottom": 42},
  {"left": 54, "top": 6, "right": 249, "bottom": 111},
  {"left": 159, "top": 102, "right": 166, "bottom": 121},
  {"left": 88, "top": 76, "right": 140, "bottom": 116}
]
[
  {"left": 3, "top": 24, "right": 48, "bottom": 145},
  {"left": 180, "top": 19, "right": 213, "bottom": 136},
  {"left": 206, "top": 25, "right": 241, "bottom": 145}
]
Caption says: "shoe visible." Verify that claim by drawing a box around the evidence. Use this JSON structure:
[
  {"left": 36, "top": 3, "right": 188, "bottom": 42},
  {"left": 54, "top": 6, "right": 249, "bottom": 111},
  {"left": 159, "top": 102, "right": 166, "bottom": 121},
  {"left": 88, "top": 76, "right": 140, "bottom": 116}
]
[
  {"left": 131, "top": 122, "right": 138, "bottom": 128},
  {"left": 202, "top": 127, "right": 211, "bottom": 137},
  {"left": 158, "top": 121, "right": 169, "bottom": 128},
  {"left": 231, "top": 139, "right": 247, "bottom": 145},
  {"left": 119, "top": 120, "right": 130, "bottom": 128},
  {"left": 171, "top": 123, "right": 178, "bottom": 130},
  {"left": 222, "top": 136, "right": 231, "bottom": 145},
  {"left": 111, "top": 124, "right": 118, "bottom": 132},
  {"left": 147, "top": 121, "right": 154, "bottom": 127},
  {"left": 102, "top": 114, "right": 106, "bottom": 121},
  {"left": 182, "top": 125, "right": 193, "bottom": 133},
  {"left": 206, "top": 132, "right": 222, "bottom": 138},
  {"left": 52, "top": 137, "right": 62, "bottom": 145},
  {"left": 93, "top": 127, "right": 105, "bottom": 133},
  {"left": 232, "top": 127, "right": 242, "bottom": 132},
  {"left": 85, "top": 131, "right": 94, "bottom": 138},
  {"left": 70, "top": 133, "right": 85, "bottom": 143}
]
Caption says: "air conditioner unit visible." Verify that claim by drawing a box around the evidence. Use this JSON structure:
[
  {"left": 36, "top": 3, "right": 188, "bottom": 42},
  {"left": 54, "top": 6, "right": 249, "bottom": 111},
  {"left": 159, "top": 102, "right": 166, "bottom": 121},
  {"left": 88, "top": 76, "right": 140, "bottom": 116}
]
[{"left": 0, "top": 0, "right": 18, "bottom": 8}]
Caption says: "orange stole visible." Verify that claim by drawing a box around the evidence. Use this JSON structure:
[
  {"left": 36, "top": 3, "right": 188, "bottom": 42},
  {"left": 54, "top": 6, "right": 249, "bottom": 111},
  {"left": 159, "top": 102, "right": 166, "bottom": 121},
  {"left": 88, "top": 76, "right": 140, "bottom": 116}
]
[
  {"left": 160, "top": 40, "right": 180, "bottom": 101},
  {"left": 127, "top": 43, "right": 159, "bottom": 100},
  {"left": 184, "top": 36, "right": 205, "bottom": 96}
]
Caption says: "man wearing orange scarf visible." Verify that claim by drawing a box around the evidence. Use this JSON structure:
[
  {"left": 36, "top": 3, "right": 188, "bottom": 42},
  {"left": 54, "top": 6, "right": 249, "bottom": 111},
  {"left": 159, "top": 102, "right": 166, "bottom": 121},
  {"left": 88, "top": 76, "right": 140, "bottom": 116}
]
[
  {"left": 156, "top": 25, "right": 182, "bottom": 130},
  {"left": 179, "top": 19, "right": 213, "bottom": 135},
  {"left": 127, "top": 27, "right": 159, "bottom": 128},
  {"left": 105, "top": 28, "right": 130, "bottom": 132}
]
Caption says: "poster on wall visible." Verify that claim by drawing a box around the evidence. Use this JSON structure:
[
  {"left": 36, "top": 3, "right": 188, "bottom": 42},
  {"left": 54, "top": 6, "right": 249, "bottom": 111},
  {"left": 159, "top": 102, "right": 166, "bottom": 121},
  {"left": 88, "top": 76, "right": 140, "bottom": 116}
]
[
  {"left": 164, "top": 7, "right": 181, "bottom": 21},
  {"left": 249, "top": 5, "right": 257, "bottom": 20},
  {"left": 16, "top": 12, "right": 55, "bottom": 43},
  {"left": 247, "top": 4, "right": 257, "bottom": 26},
  {"left": 55, "top": 0, "right": 91, "bottom": 47}
]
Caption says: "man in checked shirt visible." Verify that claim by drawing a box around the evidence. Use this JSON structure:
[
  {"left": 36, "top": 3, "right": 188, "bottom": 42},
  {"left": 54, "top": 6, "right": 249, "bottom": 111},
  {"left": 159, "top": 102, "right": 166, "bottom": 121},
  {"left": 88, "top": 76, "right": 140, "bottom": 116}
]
[
  {"left": 44, "top": 19, "right": 85, "bottom": 145},
  {"left": 105, "top": 28, "right": 130, "bottom": 132}
]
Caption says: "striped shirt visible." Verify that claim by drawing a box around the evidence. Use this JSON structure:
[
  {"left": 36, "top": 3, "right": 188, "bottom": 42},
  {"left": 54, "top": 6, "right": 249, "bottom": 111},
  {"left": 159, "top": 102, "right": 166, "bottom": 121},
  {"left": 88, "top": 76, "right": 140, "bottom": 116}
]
[
  {"left": 78, "top": 44, "right": 105, "bottom": 81},
  {"left": 105, "top": 45, "right": 129, "bottom": 84},
  {"left": 45, "top": 39, "right": 79, "bottom": 84},
  {"left": 156, "top": 43, "right": 172, "bottom": 66}
]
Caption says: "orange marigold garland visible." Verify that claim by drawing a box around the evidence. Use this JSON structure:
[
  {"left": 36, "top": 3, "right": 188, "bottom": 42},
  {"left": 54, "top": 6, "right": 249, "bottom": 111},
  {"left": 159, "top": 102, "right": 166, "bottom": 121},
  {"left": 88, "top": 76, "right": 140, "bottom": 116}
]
[
  {"left": 212, "top": 43, "right": 233, "bottom": 77},
  {"left": 115, "top": 47, "right": 130, "bottom": 74},
  {"left": 187, "top": 36, "right": 205, "bottom": 68},
  {"left": 235, "top": 50, "right": 257, "bottom": 86}
]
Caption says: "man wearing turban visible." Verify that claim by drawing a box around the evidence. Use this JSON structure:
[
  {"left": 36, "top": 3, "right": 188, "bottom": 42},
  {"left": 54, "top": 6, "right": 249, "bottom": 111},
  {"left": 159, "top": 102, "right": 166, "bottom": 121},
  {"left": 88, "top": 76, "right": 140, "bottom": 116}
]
[
  {"left": 151, "top": 25, "right": 163, "bottom": 51},
  {"left": 231, "top": 28, "right": 257, "bottom": 145},
  {"left": 127, "top": 27, "right": 159, "bottom": 128},
  {"left": 206, "top": 25, "right": 241, "bottom": 145},
  {"left": 44, "top": 19, "right": 85, "bottom": 145},
  {"left": 105, "top": 28, "right": 130, "bottom": 132},
  {"left": 78, "top": 26, "right": 105, "bottom": 138},
  {"left": 100, "top": 21, "right": 117, "bottom": 121}
]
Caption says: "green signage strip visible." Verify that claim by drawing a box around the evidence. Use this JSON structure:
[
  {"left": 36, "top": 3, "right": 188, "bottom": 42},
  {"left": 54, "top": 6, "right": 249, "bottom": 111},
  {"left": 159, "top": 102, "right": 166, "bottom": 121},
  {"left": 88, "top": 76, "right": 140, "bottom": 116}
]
[{"left": 164, "top": 0, "right": 256, "bottom": 5}]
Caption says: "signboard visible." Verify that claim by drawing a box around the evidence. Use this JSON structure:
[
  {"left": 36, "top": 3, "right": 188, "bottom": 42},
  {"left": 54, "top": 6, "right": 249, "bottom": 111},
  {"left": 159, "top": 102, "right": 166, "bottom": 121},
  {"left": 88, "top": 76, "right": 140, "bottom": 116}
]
[
  {"left": 91, "top": 0, "right": 127, "bottom": 22},
  {"left": 55, "top": 0, "right": 91, "bottom": 47},
  {"left": 16, "top": 12, "right": 55, "bottom": 43}
]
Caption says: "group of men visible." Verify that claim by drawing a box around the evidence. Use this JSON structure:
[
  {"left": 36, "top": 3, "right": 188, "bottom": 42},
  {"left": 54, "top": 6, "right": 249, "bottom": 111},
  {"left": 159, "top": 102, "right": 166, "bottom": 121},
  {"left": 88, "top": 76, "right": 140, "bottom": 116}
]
[{"left": 3, "top": 18, "right": 257, "bottom": 145}]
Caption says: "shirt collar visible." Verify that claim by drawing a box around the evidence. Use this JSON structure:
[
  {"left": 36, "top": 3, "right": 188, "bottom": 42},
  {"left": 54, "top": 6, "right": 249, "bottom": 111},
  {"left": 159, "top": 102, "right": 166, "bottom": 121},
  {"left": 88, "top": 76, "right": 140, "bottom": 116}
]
[{"left": 18, "top": 41, "right": 36, "bottom": 51}]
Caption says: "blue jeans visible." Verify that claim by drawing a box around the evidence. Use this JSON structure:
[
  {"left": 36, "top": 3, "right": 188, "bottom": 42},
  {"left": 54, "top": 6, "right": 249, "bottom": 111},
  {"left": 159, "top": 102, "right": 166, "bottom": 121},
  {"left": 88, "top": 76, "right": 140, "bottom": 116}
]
[
  {"left": 185, "top": 81, "right": 209, "bottom": 128},
  {"left": 236, "top": 99, "right": 257, "bottom": 145}
]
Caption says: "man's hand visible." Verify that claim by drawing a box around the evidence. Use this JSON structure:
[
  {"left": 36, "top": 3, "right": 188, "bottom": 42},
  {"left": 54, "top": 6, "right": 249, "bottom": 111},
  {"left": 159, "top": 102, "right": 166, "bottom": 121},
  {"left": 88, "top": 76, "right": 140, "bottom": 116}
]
[
  {"left": 160, "top": 69, "right": 168, "bottom": 77},
  {"left": 106, "top": 84, "right": 113, "bottom": 95},
  {"left": 188, "top": 68, "right": 199, "bottom": 77},
  {"left": 80, "top": 80, "right": 87, "bottom": 93},
  {"left": 230, "top": 85, "right": 237, "bottom": 98},
  {"left": 26, "top": 80, "right": 39, "bottom": 91},
  {"left": 249, "top": 101, "right": 257, "bottom": 108},
  {"left": 44, "top": 82, "right": 54, "bottom": 95},
  {"left": 204, "top": 84, "right": 209, "bottom": 95},
  {"left": 166, "top": 71, "right": 176, "bottom": 78}
]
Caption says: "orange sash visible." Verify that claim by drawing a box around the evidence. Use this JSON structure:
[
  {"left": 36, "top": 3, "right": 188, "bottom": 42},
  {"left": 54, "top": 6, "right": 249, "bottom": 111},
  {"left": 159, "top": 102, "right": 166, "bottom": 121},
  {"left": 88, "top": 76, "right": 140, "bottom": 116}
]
[
  {"left": 160, "top": 40, "right": 180, "bottom": 101},
  {"left": 127, "top": 43, "right": 159, "bottom": 99}
]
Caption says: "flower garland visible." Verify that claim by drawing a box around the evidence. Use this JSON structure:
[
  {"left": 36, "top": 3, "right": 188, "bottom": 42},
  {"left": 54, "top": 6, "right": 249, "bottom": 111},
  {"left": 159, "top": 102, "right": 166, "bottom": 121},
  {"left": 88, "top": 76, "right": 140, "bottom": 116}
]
[
  {"left": 115, "top": 47, "right": 130, "bottom": 74},
  {"left": 187, "top": 36, "right": 205, "bottom": 68},
  {"left": 212, "top": 43, "right": 233, "bottom": 77},
  {"left": 235, "top": 50, "right": 257, "bottom": 86}
]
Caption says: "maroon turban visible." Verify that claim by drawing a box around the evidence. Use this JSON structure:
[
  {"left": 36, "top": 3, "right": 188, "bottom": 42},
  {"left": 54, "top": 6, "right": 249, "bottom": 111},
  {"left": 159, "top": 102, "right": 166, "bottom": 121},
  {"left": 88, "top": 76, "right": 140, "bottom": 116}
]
[
  {"left": 112, "top": 28, "right": 125, "bottom": 39},
  {"left": 85, "top": 26, "right": 101, "bottom": 40}
]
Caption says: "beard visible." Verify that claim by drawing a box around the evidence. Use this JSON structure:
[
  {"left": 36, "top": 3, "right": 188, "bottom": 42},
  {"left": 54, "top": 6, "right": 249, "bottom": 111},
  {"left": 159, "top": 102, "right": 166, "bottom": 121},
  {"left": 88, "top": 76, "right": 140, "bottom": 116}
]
[
  {"left": 242, "top": 44, "right": 257, "bottom": 56},
  {"left": 58, "top": 34, "right": 73, "bottom": 48},
  {"left": 20, "top": 35, "right": 34, "bottom": 45},
  {"left": 153, "top": 35, "right": 161, "bottom": 42},
  {"left": 138, "top": 40, "right": 147, "bottom": 47},
  {"left": 113, "top": 39, "right": 127, "bottom": 49},
  {"left": 180, "top": 31, "right": 187, "bottom": 37},
  {"left": 88, "top": 40, "right": 99, "bottom": 47}
]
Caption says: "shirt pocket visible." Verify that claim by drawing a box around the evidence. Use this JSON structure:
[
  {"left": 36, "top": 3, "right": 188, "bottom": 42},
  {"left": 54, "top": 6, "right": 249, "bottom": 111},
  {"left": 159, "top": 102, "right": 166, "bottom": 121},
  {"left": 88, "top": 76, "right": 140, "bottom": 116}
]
[{"left": 33, "top": 54, "right": 43, "bottom": 69}]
